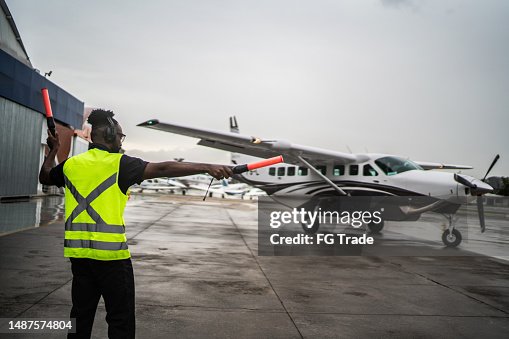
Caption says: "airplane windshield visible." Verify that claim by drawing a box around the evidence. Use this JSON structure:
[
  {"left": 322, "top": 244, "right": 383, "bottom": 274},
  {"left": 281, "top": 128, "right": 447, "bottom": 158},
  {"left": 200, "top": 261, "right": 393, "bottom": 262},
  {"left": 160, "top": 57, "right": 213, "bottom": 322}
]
[{"left": 375, "top": 156, "right": 423, "bottom": 176}]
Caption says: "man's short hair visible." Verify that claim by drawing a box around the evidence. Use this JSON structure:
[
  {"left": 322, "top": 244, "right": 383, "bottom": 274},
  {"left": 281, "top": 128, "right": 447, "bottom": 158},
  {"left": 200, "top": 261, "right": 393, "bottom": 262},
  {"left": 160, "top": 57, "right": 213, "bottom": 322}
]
[
  {"left": 88, "top": 109, "right": 118, "bottom": 141},
  {"left": 88, "top": 109, "right": 118, "bottom": 128}
]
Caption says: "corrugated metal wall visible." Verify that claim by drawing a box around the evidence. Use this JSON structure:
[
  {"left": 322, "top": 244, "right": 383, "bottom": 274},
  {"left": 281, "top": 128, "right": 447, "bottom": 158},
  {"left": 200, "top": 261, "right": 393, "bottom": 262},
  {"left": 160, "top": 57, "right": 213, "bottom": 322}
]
[{"left": 0, "top": 97, "right": 43, "bottom": 197}]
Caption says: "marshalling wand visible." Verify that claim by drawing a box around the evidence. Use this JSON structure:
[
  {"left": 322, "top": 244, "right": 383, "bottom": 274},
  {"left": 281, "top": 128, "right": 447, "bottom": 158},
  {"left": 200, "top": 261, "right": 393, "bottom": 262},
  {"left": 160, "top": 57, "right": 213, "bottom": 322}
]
[
  {"left": 41, "top": 88, "right": 56, "bottom": 137},
  {"left": 203, "top": 155, "right": 284, "bottom": 200}
]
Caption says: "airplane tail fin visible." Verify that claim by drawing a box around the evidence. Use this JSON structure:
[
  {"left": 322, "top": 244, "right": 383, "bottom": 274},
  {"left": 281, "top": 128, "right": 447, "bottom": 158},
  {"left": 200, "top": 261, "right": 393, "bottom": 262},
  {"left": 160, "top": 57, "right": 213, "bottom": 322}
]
[
  {"left": 230, "top": 116, "right": 239, "bottom": 134},
  {"left": 229, "top": 116, "right": 259, "bottom": 165}
]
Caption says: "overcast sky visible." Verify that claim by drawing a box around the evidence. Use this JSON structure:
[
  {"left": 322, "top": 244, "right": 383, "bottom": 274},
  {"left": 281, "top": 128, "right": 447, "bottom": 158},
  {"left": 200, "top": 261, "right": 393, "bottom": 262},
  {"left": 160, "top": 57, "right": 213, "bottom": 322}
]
[{"left": 7, "top": 0, "right": 509, "bottom": 177}]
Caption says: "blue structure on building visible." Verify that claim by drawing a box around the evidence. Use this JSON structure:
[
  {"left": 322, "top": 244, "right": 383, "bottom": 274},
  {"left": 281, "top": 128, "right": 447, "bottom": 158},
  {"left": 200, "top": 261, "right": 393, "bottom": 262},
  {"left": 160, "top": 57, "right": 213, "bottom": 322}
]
[{"left": 0, "top": 49, "right": 84, "bottom": 128}]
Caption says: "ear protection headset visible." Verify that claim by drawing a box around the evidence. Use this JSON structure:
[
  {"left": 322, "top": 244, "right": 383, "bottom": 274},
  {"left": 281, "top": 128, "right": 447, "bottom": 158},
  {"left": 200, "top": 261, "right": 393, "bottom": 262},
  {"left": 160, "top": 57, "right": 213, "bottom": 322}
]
[{"left": 104, "top": 116, "right": 116, "bottom": 143}]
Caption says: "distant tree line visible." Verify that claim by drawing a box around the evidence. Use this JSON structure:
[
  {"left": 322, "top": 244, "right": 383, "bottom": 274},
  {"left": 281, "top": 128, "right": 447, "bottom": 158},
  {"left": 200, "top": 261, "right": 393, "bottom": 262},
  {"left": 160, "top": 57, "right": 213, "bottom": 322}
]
[{"left": 486, "top": 177, "right": 509, "bottom": 196}]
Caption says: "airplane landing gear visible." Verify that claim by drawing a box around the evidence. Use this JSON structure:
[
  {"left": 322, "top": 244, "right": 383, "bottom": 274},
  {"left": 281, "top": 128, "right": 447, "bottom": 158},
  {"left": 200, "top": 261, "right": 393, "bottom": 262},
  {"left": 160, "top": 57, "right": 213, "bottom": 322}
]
[
  {"left": 301, "top": 219, "right": 320, "bottom": 234},
  {"left": 442, "top": 215, "right": 462, "bottom": 247},
  {"left": 442, "top": 229, "right": 462, "bottom": 247},
  {"left": 301, "top": 203, "right": 320, "bottom": 234}
]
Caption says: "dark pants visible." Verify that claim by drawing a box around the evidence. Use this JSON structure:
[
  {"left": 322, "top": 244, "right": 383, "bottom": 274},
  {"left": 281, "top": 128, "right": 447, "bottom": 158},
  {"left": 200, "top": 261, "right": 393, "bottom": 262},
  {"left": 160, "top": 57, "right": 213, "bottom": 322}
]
[{"left": 67, "top": 258, "right": 135, "bottom": 339}]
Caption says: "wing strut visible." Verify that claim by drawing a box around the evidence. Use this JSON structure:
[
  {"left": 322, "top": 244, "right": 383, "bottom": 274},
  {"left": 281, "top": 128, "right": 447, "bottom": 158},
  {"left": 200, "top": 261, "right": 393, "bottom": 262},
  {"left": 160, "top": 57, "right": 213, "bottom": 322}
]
[{"left": 297, "top": 156, "right": 348, "bottom": 196}]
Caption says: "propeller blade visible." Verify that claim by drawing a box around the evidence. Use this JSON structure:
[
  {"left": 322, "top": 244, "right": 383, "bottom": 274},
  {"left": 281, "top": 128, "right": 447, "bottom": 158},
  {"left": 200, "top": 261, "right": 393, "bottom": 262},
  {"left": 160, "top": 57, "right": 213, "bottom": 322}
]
[
  {"left": 476, "top": 196, "right": 486, "bottom": 233},
  {"left": 482, "top": 154, "right": 500, "bottom": 181}
]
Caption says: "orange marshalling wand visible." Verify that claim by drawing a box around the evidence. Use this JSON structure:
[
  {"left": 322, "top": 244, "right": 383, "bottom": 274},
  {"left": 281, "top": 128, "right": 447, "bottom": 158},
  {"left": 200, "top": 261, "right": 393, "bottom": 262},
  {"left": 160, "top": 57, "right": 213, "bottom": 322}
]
[
  {"left": 41, "top": 88, "right": 56, "bottom": 136},
  {"left": 232, "top": 155, "right": 284, "bottom": 174},
  {"left": 203, "top": 155, "right": 284, "bottom": 200}
]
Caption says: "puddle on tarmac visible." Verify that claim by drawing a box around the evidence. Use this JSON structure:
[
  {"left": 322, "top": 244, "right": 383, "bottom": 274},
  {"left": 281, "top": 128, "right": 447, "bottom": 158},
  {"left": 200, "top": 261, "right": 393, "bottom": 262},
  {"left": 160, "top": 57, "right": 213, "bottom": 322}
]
[{"left": 0, "top": 195, "right": 64, "bottom": 236}]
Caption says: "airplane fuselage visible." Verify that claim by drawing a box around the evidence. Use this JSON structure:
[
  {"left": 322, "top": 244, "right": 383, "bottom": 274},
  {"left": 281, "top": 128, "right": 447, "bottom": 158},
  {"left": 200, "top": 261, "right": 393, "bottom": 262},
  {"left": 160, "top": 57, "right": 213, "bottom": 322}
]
[{"left": 236, "top": 153, "right": 486, "bottom": 205}]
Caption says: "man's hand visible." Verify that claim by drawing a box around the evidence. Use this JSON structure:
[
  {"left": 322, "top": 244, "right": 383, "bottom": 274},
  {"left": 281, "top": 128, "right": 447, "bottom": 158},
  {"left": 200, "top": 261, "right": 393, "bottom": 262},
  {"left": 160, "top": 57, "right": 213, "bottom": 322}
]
[
  {"left": 47, "top": 129, "right": 60, "bottom": 151},
  {"left": 206, "top": 165, "right": 233, "bottom": 180}
]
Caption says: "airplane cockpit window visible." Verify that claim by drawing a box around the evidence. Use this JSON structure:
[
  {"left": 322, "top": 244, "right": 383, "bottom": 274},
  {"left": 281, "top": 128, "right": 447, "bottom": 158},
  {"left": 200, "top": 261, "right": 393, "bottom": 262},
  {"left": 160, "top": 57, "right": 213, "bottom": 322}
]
[
  {"left": 277, "top": 167, "right": 285, "bottom": 176},
  {"left": 349, "top": 165, "right": 359, "bottom": 175},
  {"left": 298, "top": 167, "right": 308, "bottom": 176},
  {"left": 269, "top": 167, "right": 276, "bottom": 176},
  {"left": 333, "top": 165, "right": 345, "bottom": 176},
  {"left": 363, "top": 164, "right": 378, "bottom": 176},
  {"left": 375, "top": 156, "right": 424, "bottom": 176},
  {"left": 287, "top": 167, "right": 296, "bottom": 176}
]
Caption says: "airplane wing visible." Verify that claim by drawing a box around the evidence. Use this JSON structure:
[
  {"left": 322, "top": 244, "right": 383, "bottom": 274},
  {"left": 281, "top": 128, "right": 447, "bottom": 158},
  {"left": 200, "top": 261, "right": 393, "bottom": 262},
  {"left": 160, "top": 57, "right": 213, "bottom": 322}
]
[
  {"left": 137, "top": 119, "right": 369, "bottom": 165},
  {"left": 414, "top": 161, "right": 473, "bottom": 170}
]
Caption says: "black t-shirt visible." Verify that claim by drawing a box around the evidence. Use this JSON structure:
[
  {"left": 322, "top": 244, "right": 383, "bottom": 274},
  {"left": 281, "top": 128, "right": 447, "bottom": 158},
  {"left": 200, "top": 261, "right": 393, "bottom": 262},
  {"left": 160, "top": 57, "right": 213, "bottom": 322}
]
[{"left": 49, "top": 144, "right": 148, "bottom": 194}]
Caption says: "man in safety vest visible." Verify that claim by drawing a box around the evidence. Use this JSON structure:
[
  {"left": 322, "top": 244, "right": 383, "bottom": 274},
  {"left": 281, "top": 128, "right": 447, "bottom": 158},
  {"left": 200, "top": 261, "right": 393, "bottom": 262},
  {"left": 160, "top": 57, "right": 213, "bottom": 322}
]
[{"left": 39, "top": 109, "right": 232, "bottom": 338}]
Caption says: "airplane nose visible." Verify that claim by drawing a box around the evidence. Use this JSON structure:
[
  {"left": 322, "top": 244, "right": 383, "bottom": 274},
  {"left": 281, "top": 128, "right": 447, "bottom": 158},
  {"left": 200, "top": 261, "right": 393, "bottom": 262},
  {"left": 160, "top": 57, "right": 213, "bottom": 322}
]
[
  {"left": 471, "top": 179, "right": 494, "bottom": 195},
  {"left": 454, "top": 173, "right": 494, "bottom": 195}
]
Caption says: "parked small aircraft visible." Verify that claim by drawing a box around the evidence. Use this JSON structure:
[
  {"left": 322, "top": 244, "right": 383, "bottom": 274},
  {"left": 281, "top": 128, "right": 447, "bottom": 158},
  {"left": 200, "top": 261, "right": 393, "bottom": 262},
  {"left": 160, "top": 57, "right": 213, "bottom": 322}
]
[
  {"left": 179, "top": 174, "right": 262, "bottom": 198},
  {"left": 138, "top": 117, "right": 499, "bottom": 247},
  {"left": 134, "top": 178, "right": 187, "bottom": 193}
]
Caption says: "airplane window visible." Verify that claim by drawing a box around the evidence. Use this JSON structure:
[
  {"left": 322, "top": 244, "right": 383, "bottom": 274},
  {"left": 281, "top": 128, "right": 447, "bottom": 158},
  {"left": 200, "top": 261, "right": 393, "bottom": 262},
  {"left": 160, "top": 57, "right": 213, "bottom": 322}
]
[
  {"left": 277, "top": 167, "right": 285, "bottom": 176},
  {"left": 298, "top": 167, "right": 308, "bottom": 176},
  {"left": 287, "top": 167, "right": 296, "bottom": 176},
  {"left": 363, "top": 164, "right": 378, "bottom": 176},
  {"left": 375, "top": 156, "right": 423, "bottom": 175},
  {"left": 349, "top": 165, "right": 359, "bottom": 175},
  {"left": 333, "top": 165, "right": 345, "bottom": 176},
  {"left": 315, "top": 165, "right": 326, "bottom": 175},
  {"left": 269, "top": 167, "right": 276, "bottom": 176}
]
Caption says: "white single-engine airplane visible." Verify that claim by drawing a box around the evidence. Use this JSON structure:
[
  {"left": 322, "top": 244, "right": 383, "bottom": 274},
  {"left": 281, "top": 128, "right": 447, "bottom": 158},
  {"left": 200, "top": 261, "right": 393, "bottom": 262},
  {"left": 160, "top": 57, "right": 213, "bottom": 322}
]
[{"left": 138, "top": 117, "right": 499, "bottom": 247}]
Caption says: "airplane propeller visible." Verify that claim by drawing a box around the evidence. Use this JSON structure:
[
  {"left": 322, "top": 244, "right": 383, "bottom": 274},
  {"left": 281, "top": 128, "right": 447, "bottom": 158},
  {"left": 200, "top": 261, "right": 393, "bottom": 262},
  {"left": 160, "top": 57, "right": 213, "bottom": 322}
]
[
  {"left": 477, "top": 195, "right": 485, "bottom": 233},
  {"left": 478, "top": 154, "right": 500, "bottom": 233},
  {"left": 482, "top": 154, "right": 500, "bottom": 181},
  {"left": 454, "top": 154, "right": 500, "bottom": 233}
]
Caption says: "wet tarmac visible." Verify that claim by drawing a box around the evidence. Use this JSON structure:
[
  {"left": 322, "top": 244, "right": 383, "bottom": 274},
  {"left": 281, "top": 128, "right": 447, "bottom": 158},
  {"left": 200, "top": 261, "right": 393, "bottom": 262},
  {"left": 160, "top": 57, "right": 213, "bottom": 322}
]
[{"left": 0, "top": 194, "right": 508, "bottom": 338}]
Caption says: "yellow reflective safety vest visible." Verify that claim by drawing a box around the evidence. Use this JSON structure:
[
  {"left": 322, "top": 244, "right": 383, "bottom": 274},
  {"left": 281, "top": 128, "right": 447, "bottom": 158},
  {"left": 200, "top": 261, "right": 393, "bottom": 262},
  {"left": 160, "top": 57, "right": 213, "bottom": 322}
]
[{"left": 63, "top": 148, "right": 130, "bottom": 260}]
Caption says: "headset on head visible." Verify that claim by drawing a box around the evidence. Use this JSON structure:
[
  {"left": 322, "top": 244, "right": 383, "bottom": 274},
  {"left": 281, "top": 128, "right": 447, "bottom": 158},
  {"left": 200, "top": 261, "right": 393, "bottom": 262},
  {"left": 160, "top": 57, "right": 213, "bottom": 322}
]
[{"left": 104, "top": 116, "right": 116, "bottom": 143}]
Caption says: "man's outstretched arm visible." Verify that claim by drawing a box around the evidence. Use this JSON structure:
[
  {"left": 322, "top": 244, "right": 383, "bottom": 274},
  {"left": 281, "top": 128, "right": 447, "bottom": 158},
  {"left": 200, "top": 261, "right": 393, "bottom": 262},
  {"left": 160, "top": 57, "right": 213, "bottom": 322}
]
[{"left": 143, "top": 162, "right": 233, "bottom": 181}]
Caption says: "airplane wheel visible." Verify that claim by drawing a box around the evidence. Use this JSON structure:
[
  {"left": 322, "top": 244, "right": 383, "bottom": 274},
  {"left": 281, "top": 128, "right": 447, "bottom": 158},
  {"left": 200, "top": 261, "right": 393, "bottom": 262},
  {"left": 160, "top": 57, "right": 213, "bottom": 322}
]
[
  {"left": 301, "top": 219, "right": 319, "bottom": 234},
  {"left": 442, "top": 229, "right": 462, "bottom": 247},
  {"left": 301, "top": 203, "right": 321, "bottom": 234},
  {"left": 367, "top": 220, "right": 384, "bottom": 234}
]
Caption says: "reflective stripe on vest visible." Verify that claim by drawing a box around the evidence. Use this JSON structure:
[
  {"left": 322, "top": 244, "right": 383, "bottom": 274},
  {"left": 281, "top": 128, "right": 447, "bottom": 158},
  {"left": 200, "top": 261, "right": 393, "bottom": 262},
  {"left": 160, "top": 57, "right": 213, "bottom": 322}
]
[
  {"left": 64, "top": 239, "right": 128, "bottom": 251},
  {"left": 63, "top": 149, "right": 130, "bottom": 260},
  {"left": 65, "top": 223, "right": 125, "bottom": 234}
]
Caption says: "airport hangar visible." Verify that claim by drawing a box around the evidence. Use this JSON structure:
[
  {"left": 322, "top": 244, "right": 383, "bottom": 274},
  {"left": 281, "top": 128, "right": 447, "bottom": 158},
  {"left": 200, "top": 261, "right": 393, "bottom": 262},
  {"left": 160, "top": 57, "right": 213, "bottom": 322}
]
[{"left": 0, "top": 0, "right": 87, "bottom": 200}]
